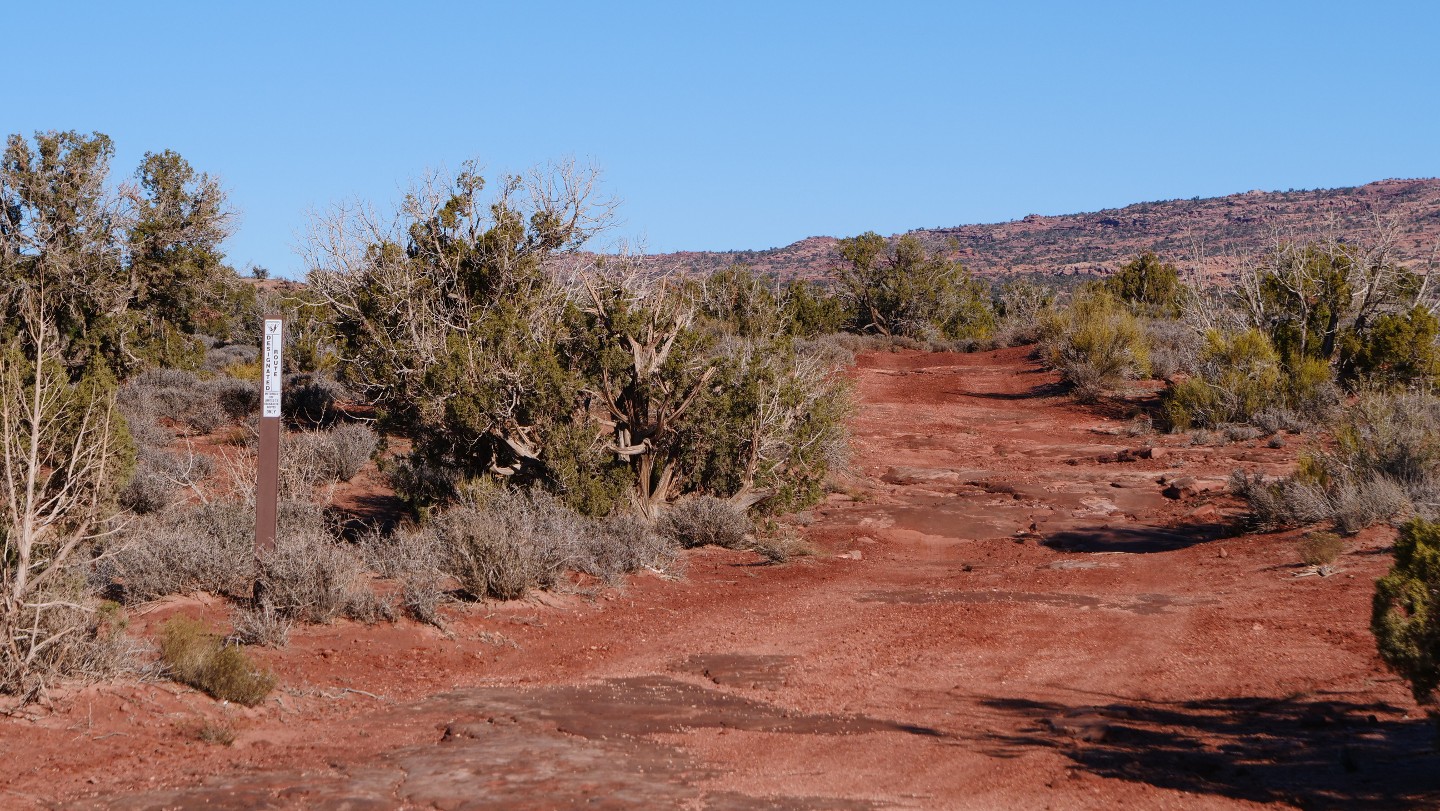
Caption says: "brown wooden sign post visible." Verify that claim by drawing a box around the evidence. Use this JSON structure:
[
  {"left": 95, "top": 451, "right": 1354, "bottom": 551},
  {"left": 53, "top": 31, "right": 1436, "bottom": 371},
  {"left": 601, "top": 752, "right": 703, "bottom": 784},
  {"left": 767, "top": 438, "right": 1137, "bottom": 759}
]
[{"left": 256, "top": 316, "right": 283, "bottom": 568}]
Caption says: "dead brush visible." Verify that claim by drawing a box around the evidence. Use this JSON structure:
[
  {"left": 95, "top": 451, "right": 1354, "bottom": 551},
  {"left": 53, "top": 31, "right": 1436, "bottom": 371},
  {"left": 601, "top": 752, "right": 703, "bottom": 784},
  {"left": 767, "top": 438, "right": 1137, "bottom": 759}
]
[
  {"left": 358, "top": 527, "right": 448, "bottom": 626},
  {"left": 256, "top": 530, "right": 369, "bottom": 624},
  {"left": 1295, "top": 532, "right": 1345, "bottom": 577},
  {"left": 178, "top": 716, "right": 237, "bottom": 746},
  {"left": 748, "top": 521, "right": 815, "bottom": 563}
]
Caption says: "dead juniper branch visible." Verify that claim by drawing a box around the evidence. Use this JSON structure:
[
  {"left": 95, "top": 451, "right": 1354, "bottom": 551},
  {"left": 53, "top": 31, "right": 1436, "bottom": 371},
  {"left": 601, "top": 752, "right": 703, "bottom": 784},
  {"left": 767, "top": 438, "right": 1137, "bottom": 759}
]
[{"left": 0, "top": 294, "right": 130, "bottom": 698}]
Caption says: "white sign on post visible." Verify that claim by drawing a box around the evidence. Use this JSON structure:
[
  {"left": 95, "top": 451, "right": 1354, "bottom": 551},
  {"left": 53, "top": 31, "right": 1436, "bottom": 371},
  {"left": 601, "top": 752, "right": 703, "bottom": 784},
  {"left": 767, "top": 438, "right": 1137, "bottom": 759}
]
[{"left": 262, "top": 319, "right": 283, "bottom": 418}]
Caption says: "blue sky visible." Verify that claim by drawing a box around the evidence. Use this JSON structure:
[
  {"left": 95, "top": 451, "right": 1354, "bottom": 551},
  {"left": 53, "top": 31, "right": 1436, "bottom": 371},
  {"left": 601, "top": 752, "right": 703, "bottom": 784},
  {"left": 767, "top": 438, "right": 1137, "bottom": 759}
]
[{"left": 6, "top": 1, "right": 1437, "bottom": 277}]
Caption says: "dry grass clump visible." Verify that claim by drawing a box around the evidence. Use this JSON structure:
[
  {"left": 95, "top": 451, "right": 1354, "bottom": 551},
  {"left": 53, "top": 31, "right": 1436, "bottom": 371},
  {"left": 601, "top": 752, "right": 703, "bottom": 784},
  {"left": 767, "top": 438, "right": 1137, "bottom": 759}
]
[
  {"left": 1298, "top": 532, "right": 1345, "bottom": 568},
  {"left": 186, "top": 718, "right": 237, "bottom": 746},
  {"left": 159, "top": 616, "right": 274, "bottom": 706},
  {"left": 659, "top": 496, "right": 753, "bottom": 549},
  {"left": 749, "top": 523, "right": 815, "bottom": 563},
  {"left": 1229, "top": 471, "right": 1334, "bottom": 531}
]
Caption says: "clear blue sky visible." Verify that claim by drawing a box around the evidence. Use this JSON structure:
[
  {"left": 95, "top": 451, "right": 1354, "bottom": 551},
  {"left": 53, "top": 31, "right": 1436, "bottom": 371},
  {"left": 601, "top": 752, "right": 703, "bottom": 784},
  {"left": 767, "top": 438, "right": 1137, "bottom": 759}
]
[{"left": 6, "top": 1, "right": 1437, "bottom": 278}]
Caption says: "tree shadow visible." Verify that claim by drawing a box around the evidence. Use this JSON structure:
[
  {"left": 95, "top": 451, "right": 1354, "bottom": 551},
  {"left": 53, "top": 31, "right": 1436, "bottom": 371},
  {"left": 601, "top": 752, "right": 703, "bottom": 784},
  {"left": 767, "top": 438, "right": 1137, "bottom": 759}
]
[
  {"left": 326, "top": 493, "right": 413, "bottom": 539},
  {"left": 971, "top": 690, "right": 1440, "bottom": 809},
  {"left": 948, "top": 381, "right": 1070, "bottom": 400},
  {"left": 1042, "top": 521, "right": 1231, "bottom": 553}
]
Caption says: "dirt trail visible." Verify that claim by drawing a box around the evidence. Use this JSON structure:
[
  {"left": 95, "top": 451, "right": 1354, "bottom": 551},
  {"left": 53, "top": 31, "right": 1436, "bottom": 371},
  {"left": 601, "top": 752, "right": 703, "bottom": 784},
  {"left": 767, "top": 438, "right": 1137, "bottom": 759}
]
[{"left": 7, "top": 347, "right": 1438, "bottom": 810}]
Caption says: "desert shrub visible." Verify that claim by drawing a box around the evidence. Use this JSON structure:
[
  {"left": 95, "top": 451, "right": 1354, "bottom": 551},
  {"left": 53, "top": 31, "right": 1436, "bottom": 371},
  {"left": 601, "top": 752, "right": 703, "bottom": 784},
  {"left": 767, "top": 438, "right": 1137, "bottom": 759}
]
[
  {"left": 1145, "top": 318, "right": 1203, "bottom": 380},
  {"left": 1298, "top": 532, "right": 1344, "bottom": 567},
  {"left": 384, "top": 453, "right": 462, "bottom": 513},
  {"left": 1105, "top": 252, "right": 1187, "bottom": 317},
  {"left": 125, "top": 413, "right": 176, "bottom": 451},
  {"left": 780, "top": 279, "right": 850, "bottom": 338},
  {"left": 1333, "top": 389, "right": 1440, "bottom": 491},
  {"left": 119, "top": 368, "right": 224, "bottom": 435},
  {"left": 117, "top": 467, "right": 175, "bottom": 515},
  {"left": 282, "top": 374, "right": 348, "bottom": 429},
  {"left": 433, "top": 492, "right": 581, "bottom": 599},
  {"left": 119, "top": 446, "right": 214, "bottom": 514},
  {"left": 1041, "top": 289, "right": 1149, "bottom": 402},
  {"left": 991, "top": 279, "right": 1056, "bottom": 346},
  {"left": 1223, "top": 424, "right": 1263, "bottom": 443},
  {"left": 1372, "top": 518, "right": 1440, "bottom": 703},
  {"left": 660, "top": 496, "right": 753, "bottom": 549},
  {"left": 103, "top": 499, "right": 255, "bottom": 600},
  {"left": 211, "top": 376, "right": 260, "bottom": 421},
  {"left": 158, "top": 616, "right": 274, "bottom": 706},
  {"left": 387, "top": 491, "right": 679, "bottom": 604},
  {"left": 1284, "top": 355, "right": 1343, "bottom": 424},
  {"left": 1232, "top": 389, "right": 1440, "bottom": 532},
  {"left": 0, "top": 578, "right": 134, "bottom": 698},
  {"left": 749, "top": 521, "right": 814, "bottom": 563},
  {"left": 280, "top": 433, "right": 330, "bottom": 497},
  {"left": 1163, "top": 330, "right": 1282, "bottom": 430},
  {"left": 255, "top": 528, "right": 372, "bottom": 625},
  {"left": 1229, "top": 470, "right": 1334, "bottom": 531},
  {"left": 231, "top": 599, "right": 292, "bottom": 647},
  {"left": 204, "top": 342, "right": 259, "bottom": 374},
  {"left": 1340, "top": 306, "right": 1440, "bottom": 389},
  {"left": 836, "top": 232, "right": 995, "bottom": 341},
  {"left": 1333, "top": 477, "right": 1412, "bottom": 535},
  {"left": 576, "top": 513, "right": 676, "bottom": 582},
  {"left": 359, "top": 527, "right": 447, "bottom": 625},
  {"left": 792, "top": 335, "right": 857, "bottom": 371},
  {"left": 292, "top": 423, "right": 377, "bottom": 483},
  {"left": 311, "top": 166, "right": 847, "bottom": 518}
]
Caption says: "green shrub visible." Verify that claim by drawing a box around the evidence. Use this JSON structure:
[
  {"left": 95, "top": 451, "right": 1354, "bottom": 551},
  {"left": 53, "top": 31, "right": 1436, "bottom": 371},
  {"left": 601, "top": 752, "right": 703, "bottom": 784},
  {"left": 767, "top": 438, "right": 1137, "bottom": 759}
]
[
  {"left": 836, "top": 232, "right": 995, "bottom": 340},
  {"left": 1105, "top": 251, "right": 1186, "bottom": 317},
  {"left": 1341, "top": 306, "right": 1440, "bottom": 388},
  {"left": 1372, "top": 518, "right": 1440, "bottom": 703},
  {"left": 159, "top": 616, "right": 275, "bottom": 706},
  {"left": 1163, "top": 330, "right": 1281, "bottom": 429},
  {"left": 1041, "top": 289, "right": 1149, "bottom": 402}
]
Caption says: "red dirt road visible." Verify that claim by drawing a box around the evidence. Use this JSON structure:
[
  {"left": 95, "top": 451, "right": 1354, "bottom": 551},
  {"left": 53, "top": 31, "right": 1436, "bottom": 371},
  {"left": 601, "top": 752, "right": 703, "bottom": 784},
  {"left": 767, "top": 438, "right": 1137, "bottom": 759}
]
[{"left": 4, "top": 347, "right": 1437, "bottom": 809}]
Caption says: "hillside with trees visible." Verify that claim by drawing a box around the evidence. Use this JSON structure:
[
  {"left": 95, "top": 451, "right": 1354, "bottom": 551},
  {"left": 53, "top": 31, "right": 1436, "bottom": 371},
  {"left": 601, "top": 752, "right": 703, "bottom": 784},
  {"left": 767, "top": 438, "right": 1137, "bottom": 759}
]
[{"left": 637, "top": 178, "right": 1440, "bottom": 281}]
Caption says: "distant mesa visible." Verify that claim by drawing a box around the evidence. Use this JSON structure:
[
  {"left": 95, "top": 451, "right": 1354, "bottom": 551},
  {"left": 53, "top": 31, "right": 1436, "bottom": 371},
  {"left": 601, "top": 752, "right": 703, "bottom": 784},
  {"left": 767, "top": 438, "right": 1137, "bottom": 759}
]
[{"left": 631, "top": 178, "right": 1440, "bottom": 283}]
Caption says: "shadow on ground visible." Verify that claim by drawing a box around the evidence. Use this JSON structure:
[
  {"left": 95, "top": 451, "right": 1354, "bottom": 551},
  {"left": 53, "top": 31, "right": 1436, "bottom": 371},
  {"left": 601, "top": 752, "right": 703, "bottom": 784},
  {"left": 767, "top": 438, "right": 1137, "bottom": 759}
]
[
  {"left": 974, "top": 691, "right": 1440, "bottom": 809},
  {"left": 1043, "top": 521, "right": 1231, "bottom": 553}
]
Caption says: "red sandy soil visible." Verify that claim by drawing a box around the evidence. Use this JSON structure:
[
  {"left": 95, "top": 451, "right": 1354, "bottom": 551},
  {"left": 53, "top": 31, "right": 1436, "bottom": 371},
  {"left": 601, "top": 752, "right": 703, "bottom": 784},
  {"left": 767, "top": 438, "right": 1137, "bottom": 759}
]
[{"left": 3, "top": 346, "right": 1437, "bottom": 810}]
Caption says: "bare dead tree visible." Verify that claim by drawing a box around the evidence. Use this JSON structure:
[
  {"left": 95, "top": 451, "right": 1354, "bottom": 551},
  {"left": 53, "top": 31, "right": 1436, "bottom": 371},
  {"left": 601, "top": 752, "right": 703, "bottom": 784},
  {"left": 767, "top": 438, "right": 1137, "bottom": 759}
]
[{"left": 0, "top": 290, "right": 127, "bottom": 697}]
